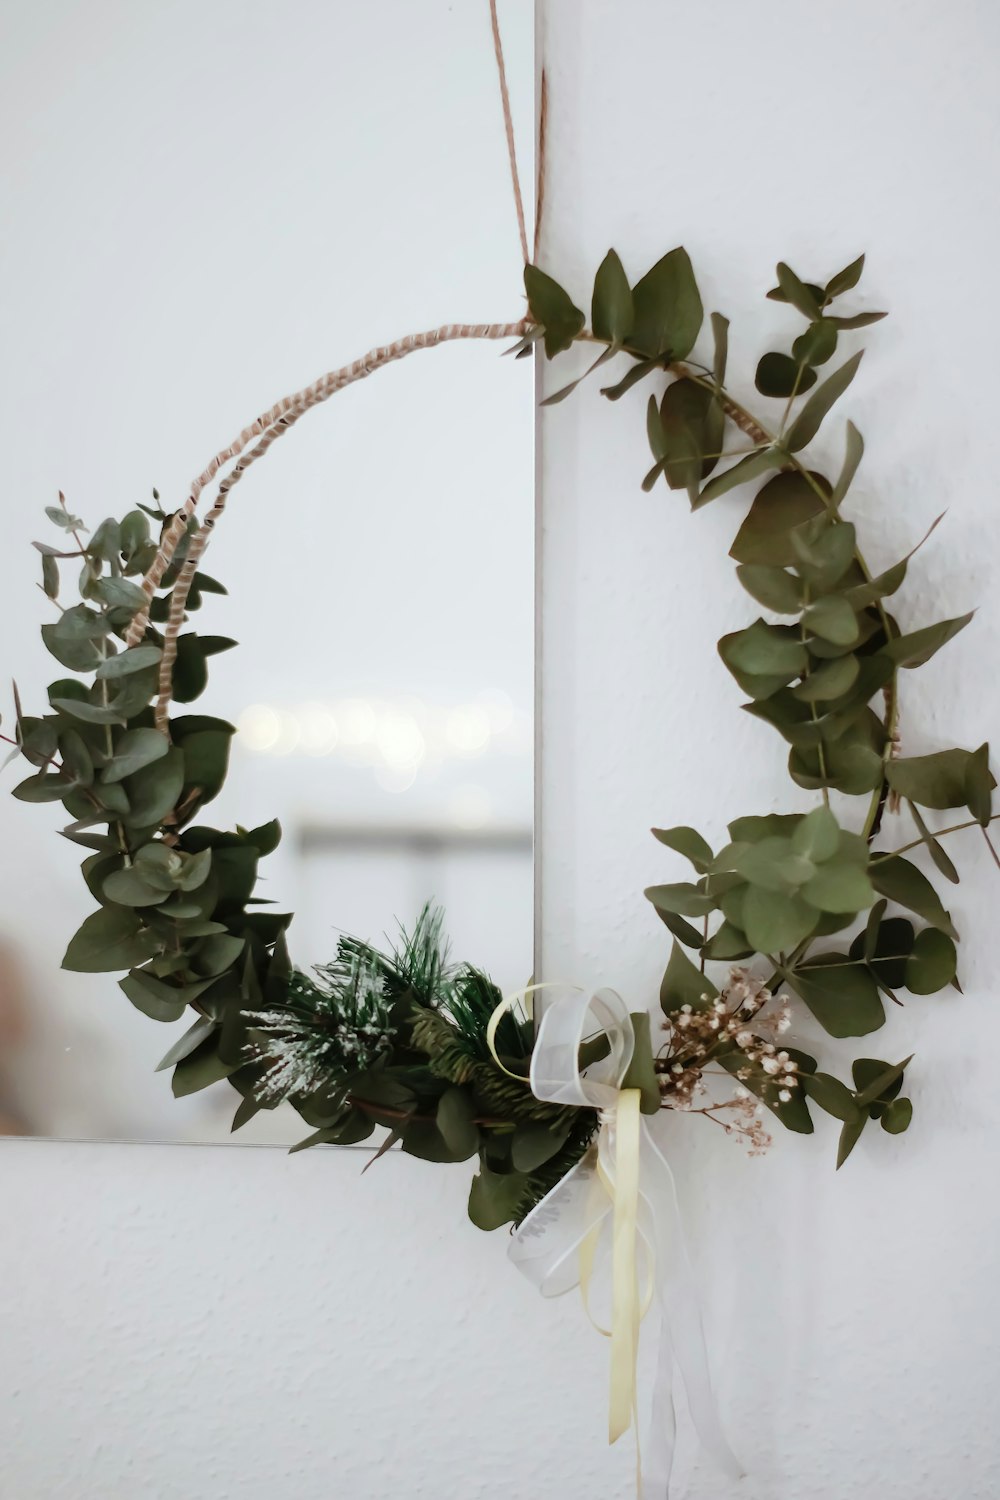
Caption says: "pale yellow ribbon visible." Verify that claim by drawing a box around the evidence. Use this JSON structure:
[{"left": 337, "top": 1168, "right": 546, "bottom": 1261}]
[{"left": 487, "top": 987, "right": 647, "bottom": 1452}]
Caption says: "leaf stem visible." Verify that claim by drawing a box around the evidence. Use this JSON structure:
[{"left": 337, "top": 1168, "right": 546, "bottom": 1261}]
[{"left": 874, "top": 813, "right": 1000, "bottom": 861}]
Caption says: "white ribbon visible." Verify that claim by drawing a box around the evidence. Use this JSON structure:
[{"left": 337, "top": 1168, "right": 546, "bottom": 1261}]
[{"left": 507, "top": 987, "right": 744, "bottom": 1496}]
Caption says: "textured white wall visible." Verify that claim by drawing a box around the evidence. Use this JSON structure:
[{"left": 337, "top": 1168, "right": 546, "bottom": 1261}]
[
  {"left": 3, "top": 3, "right": 1000, "bottom": 1499},
  {"left": 537, "top": 0, "right": 1000, "bottom": 1495}
]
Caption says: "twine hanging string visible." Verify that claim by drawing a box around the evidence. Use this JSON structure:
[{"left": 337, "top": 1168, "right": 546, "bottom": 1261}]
[
  {"left": 489, "top": 0, "right": 529, "bottom": 265},
  {"left": 129, "top": 0, "right": 539, "bottom": 733},
  {"left": 128, "top": 321, "right": 527, "bottom": 726}
]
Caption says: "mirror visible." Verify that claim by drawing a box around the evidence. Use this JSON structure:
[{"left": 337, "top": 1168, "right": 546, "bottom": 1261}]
[{"left": 0, "top": 0, "right": 535, "bottom": 1143}]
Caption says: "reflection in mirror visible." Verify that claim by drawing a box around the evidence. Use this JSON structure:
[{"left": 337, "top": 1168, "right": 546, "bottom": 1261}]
[{"left": 0, "top": 0, "right": 534, "bottom": 1143}]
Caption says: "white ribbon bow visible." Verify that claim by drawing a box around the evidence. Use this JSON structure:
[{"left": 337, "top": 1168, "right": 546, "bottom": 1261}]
[{"left": 506, "top": 987, "right": 743, "bottom": 1496}]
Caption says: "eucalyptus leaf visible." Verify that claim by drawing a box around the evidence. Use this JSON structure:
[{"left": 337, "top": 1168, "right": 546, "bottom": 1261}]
[
  {"left": 695, "top": 448, "right": 781, "bottom": 507},
  {"left": 881, "top": 612, "right": 973, "bottom": 669},
  {"left": 788, "top": 957, "right": 885, "bottom": 1037},
  {"left": 523, "top": 265, "right": 585, "bottom": 357},
  {"left": 651, "top": 825, "right": 714, "bottom": 872},
  {"left": 659, "top": 939, "right": 718, "bottom": 1016},
  {"left": 800, "top": 1071, "right": 862, "bottom": 1123},
  {"left": 729, "top": 471, "right": 827, "bottom": 566},
  {"left": 869, "top": 855, "right": 957, "bottom": 940},
  {"left": 63, "top": 905, "right": 157, "bottom": 973},
  {"left": 783, "top": 352, "right": 864, "bottom": 453},
  {"left": 735, "top": 564, "right": 802, "bottom": 615},
  {"left": 629, "top": 246, "right": 703, "bottom": 360},
  {"left": 906, "top": 927, "right": 957, "bottom": 994},
  {"left": 775, "top": 262, "right": 823, "bottom": 319},
  {"left": 101, "top": 727, "right": 170, "bottom": 784},
  {"left": 755, "top": 352, "right": 817, "bottom": 399},
  {"left": 881, "top": 1097, "right": 913, "bottom": 1134},
  {"left": 591, "top": 249, "right": 633, "bottom": 345}
]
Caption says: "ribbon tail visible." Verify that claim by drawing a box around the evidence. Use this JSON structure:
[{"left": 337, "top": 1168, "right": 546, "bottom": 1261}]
[
  {"left": 640, "top": 1316, "right": 677, "bottom": 1498},
  {"left": 640, "top": 1122, "right": 744, "bottom": 1482}
]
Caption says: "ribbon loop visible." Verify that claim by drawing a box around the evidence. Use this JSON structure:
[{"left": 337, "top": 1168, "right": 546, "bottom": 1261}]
[{"left": 499, "top": 986, "right": 743, "bottom": 1497}]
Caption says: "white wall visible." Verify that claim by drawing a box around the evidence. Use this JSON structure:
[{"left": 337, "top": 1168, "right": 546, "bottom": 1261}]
[
  {"left": 537, "top": 0, "right": 1000, "bottom": 1495},
  {"left": 3, "top": 2, "right": 1000, "bottom": 1499}
]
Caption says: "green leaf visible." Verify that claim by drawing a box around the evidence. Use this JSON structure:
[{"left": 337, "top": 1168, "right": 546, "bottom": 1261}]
[
  {"left": 523, "top": 265, "right": 585, "bottom": 357},
  {"left": 906, "top": 803, "right": 959, "bottom": 885},
  {"left": 791, "top": 805, "right": 840, "bottom": 863},
  {"left": 844, "top": 558, "right": 907, "bottom": 610},
  {"left": 591, "top": 249, "right": 633, "bottom": 344},
  {"left": 735, "top": 564, "right": 802, "bottom": 615},
  {"left": 119, "top": 970, "right": 186, "bottom": 1021},
  {"left": 784, "top": 352, "right": 864, "bottom": 453},
  {"left": 836, "top": 1116, "right": 867, "bottom": 1168},
  {"left": 906, "top": 927, "right": 957, "bottom": 994},
  {"left": 728, "top": 813, "right": 804, "bottom": 843},
  {"left": 801, "top": 863, "right": 874, "bottom": 915},
  {"left": 881, "top": 1097, "right": 913, "bottom": 1134},
  {"left": 710, "top": 312, "right": 728, "bottom": 387},
  {"left": 94, "top": 576, "right": 148, "bottom": 611},
  {"left": 155, "top": 1016, "right": 217, "bottom": 1073},
  {"left": 124, "top": 746, "right": 185, "bottom": 827},
  {"left": 719, "top": 620, "right": 808, "bottom": 685},
  {"left": 101, "top": 727, "right": 170, "bottom": 784},
  {"left": 621, "top": 1011, "right": 661, "bottom": 1114},
  {"left": 658, "top": 379, "right": 724, "bottom": 494},
  {"left": 629, "top": 246, "right": 703, "bottom": 359},
  {"left": 653, "top": 908, "right": 706, "bottom": 949},
  {"left": 853, "top": 1055, "right": 911, "bottom": 1108},
  {"left": 102, "top": 867, "right": 169, "bottom": 907},
  {"left": 95, "top": 644, "right": 162, "bottom": 680},
  {"left": 742, "top": 887, "right": 816, "bottom": 954},
  {"left": 651, "top": 825, "right": 714, "bottom": 872},
  {"left": 172, "top": 1030, "right": 235, "bottom": 1097},
  {"left": 775, "top": 262, "right": 823, "bottom": 319},
  {"left": 734, "top": 836, "right": 814, "bottom": 893},
  {"left": 965, "top": 742, "right": 994, "bottom": 826},
  {"left": 831, "top": 421, "right": 864, "bottom": 506},
  {"left": 701, "top": 920, "right": 753, "bottom": 960},
  {"left": 755, "top": 352, "right": 817, "bottom": 398},
  {"left": 729, "top": 471, "right": 827, "bottom": 566},
  {"left": 792, "top": 319, "right": 838, "bottom": 367},
  {"left": 645, "top": 882, "right": 717, "bottom": 919},
  {"left": 511, "top": 1121, "right": 572, "bottom": 1173},
  {"left": 800, "top": 1071, "right": 863, "bottom": 1123},
  {"left": 600, "top": 358, "right": 661, "bottom": 401},
  {"left": 716, "top": 1047, "right": 814, "bottom": 1134},
  {"left": 468, "top": 1166, "right": 529, "bottom": 1232},
  {"left": 825, "top": 253, "right": 866, "bottom": 298},
  {"left": 789, "top": 957, "right": 885, "bottom": 1037},
  {"left": 12, "top": 773, "right": 69, "bottom": 803},
  {"left": 436, "top": 1087, "right": 479, "bottom": 1160},
  {"left": 172, "top": 716, "right": 235, "bottom": 809},
  {"left": 695, "top": 448, "right": 781, "bottom": 507},
  {"left": 194, "top": 932, "right": 246, "bottom": 976},
  {"left": 828, "top": 311, "right": 887, "bottom": 330},
  {"left": 49, "top": 696, "right": 126, "bottom": 726},
  {"left": 42, "top": 553, "right": 59, "bottom": 599},
  {"left": 803, "top": 595, "right": 860, "bottom": 646},
  {"left": 659, "top": 939, "right": 718, "bottom": 1016},
  {"left": 63, "top": 905, "right": 157, "bottom": 973},
  {"left": 886, "top": 747, "right": 993, "bottom": 812},
  {"left": 881, "top": 612, "right": 973, "bottom": 669},
  {"left": 869, "top": 855, "right": 956, "bottom": 939},
  {"left": 792, "top": 654, "right": 860, "bottom": 702},
  {"left": 40, "top": 626, "right": 102, "bottom": 673}
]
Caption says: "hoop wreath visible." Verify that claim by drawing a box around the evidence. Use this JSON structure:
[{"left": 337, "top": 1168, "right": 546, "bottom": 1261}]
[{"left": 8, "top": 246, "right": 995, "bottom": 1489}]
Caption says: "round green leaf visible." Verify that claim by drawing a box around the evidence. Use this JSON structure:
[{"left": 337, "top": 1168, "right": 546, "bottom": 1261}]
[{"left": 905, "top": 927, "right": 957, "bottom": 994}]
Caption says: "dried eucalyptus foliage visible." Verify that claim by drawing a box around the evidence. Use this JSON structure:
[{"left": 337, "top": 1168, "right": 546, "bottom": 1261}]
[
  {"left": 6, "top": 246, "right": 994, "bottom": 1213},
  {"left": 523, "top": 247, "right": 997, "bottom": 1164}
]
